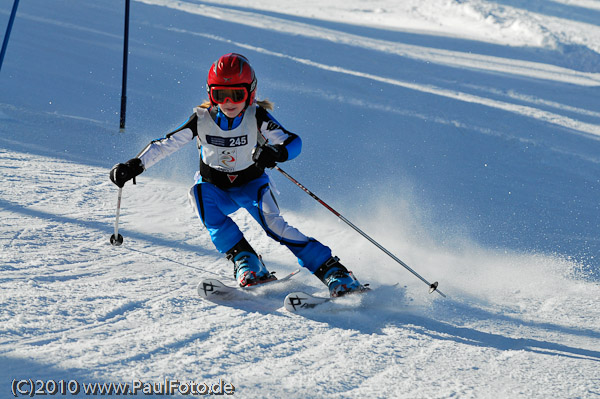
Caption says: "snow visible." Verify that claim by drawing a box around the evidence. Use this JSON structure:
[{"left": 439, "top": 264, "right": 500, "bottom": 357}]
[{"left": 1, "top": 0, "right": 599, "bottom": 398}]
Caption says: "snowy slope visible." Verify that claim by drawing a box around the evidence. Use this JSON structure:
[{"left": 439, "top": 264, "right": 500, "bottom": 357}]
[{"left": 1, "top": 0, "right": 600, "bottom": 398}]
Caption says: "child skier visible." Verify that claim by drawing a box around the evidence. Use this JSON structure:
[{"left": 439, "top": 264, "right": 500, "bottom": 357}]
[{"left": 110, "top": 53, "right": 365, "bottom": 297}]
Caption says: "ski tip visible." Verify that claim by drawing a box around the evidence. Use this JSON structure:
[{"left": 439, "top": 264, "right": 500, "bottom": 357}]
[
  {"left": 197, "top": 279, "right": 218, "bottom": 298},
  {"left": 196, "top": 278, "right": 233, "bottom": 299},
  {"left": 284, "top": 291, "right": 330, "bottom": 312}
]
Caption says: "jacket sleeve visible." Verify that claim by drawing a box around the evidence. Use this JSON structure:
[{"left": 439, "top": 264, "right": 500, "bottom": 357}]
[
  {"left": 256, "top": 106, "right": 301, "bottom": 161},
  {"left": 137, "top": 113, "right": 198, "bottom": 169}
]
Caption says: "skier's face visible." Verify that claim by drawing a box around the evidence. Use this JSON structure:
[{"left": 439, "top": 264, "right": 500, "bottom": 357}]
[{"left": 220, "top": 99, "right": 245, "bottom": 118}]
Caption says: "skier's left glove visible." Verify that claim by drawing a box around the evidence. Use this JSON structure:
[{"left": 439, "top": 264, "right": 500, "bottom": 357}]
[
  {"left": 252, "top": 144, "right": 288, "bottom": 169},
  {"left": 109, "top": 158, "right": 144, "bottom": 188}
]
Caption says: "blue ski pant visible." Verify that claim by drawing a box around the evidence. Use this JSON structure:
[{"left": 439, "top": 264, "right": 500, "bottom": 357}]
[{"left": 188, "top": 173, "right": 331, "bottom": 272}]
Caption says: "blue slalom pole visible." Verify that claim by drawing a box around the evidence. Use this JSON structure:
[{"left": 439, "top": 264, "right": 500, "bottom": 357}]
[
  {"left": 119, "top": 0, "right": 130, "bottom": 131},
  {"left": 0, "top": 0, "right": 20, "bottom": 73}
]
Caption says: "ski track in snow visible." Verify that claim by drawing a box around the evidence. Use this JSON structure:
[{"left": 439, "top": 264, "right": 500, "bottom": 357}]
[
  {"left": 165, "top": 25, "right": 600, "bottom": 140},
  {"left": 149, "top": 0, "right": 600, "bottom": 54},
  {"left": 131, "top": 0, "right": 600, "bottom": 139},
  {"left": 2, "top": 0, "right": 600, "bottom": 398},
  {"left": 136, "top": 0, "right": 600, "bottom": 84}
]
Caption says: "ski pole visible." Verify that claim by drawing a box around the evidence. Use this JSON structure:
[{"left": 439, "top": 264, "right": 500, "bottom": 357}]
[
  {"left": 274, "top": 166, "right": 446, "bottom": 298},
  {"left": 110, "top": 187, "right": 124, "bottom": 246}
]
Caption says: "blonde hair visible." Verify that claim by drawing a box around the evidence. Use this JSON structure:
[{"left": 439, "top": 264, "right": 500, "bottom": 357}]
[{"left": 199, "top": 99, "right": 274, "bottom": 110}]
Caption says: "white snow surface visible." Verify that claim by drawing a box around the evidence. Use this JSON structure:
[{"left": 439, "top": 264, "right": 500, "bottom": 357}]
[{"left": 1, "top": 0, "right": 600, "bottom": 398}]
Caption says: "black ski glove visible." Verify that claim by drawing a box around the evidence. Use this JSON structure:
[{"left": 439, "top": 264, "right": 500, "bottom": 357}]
[
  {"left": 252, "top": 144, "right": 288, "bottom": 169},
  {"left": 109, "top": 158, "right": 144, "bottom": 188}
]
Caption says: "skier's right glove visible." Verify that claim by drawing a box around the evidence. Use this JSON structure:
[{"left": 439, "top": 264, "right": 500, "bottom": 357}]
[{"left": 109, "top": 158, "right": 144, "bottom": 188}]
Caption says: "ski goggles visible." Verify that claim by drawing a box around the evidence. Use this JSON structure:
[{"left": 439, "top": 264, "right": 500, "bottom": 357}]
[{"left": 209, "top": 86, "right": 248, "bottom": 104}]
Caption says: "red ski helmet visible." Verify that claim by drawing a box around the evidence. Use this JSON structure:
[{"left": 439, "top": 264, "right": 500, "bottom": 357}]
[{"left": 206, "top": 53, "right": 257, "bottom": 107}]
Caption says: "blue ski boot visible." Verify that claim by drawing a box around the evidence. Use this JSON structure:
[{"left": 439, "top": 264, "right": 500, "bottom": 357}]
[
  {"left": 314, "top": 256, "right": 367, "bottom": 297},
  {"left": 226, "top": 238, "right": 273, "bottom": 287}
]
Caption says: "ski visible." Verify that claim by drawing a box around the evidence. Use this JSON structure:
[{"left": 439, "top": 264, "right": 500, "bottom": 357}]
[
  {"left": 283, "top": 288, "right": 372, "bottom": 312},
  {"left": 284, "top": 284, "right": 397, "bottom": 313},
  {"left": 197, "top": 269, "right": 301, "bottom": 302},
  {"left": 283, "top": 291, "right": 332, "bottom": 312}
]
